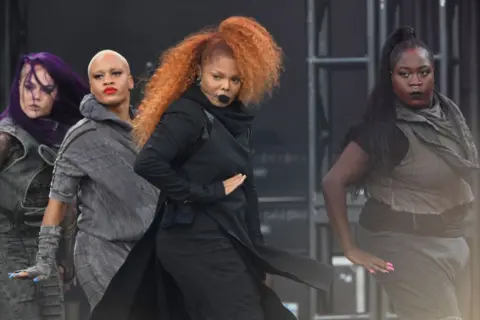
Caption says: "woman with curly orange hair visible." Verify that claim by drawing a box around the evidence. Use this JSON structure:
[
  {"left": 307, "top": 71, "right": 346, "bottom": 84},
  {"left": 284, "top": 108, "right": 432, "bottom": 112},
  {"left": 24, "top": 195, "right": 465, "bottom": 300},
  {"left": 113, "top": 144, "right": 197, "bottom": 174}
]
[{"left": 90, "top": 16, "right": 332, "bottom": 320}]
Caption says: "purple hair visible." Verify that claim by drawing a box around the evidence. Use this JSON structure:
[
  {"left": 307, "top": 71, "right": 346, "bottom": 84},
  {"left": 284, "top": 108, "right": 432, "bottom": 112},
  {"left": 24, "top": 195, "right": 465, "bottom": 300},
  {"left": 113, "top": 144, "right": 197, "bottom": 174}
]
[{"left": 0, "top": 52, "right": 88, "bottom": 146}]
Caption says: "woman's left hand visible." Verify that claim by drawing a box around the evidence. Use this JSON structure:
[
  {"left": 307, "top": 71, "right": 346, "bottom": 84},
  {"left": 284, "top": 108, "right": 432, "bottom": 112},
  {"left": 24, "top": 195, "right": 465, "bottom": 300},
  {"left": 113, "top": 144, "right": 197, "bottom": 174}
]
[{"left": 223, "top": 174, "right": 247, "bottom": 195}]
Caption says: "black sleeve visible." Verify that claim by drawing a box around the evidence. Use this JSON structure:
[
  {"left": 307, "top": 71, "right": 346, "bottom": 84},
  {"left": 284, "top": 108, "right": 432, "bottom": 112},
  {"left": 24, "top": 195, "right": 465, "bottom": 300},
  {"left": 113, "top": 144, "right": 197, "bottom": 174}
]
[
  {"left": 349, "top": 123, "right": 409, "bottom": 167},
  {"left": 348, "top": 123, "right": 372, "bottom": 155},
  {"left": 134, "top": 100, "right": 225, "bottom": 203},
  {"left": 244, "top": 133, "right": 264, "bottom": 244}
]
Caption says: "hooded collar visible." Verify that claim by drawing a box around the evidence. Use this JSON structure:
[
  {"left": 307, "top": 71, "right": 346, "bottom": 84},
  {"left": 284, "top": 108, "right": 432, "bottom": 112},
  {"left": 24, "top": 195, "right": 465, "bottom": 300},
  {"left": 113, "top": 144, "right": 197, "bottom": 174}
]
[{"left": 79, "top": 94, "right": 133, "bottom": 131}]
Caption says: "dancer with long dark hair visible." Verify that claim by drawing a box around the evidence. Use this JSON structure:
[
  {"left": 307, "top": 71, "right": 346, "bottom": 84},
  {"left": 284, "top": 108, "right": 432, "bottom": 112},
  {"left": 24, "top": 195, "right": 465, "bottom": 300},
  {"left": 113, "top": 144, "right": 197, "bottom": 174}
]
[{"left": 323, "top": 27, "right": 477, "bottom": 320}]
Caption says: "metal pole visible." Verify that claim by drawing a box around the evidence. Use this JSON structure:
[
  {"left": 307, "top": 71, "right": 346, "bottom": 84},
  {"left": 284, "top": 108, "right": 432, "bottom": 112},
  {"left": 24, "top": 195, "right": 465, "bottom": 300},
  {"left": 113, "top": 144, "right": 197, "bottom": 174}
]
[
  {"left": 413, "top": 0, "right": 423, "bottom": 38},
  {"left": 314, "top": 313, "right": 398, "bottom": 320},
  {"left": 1, "top": 0, "right": 11, "bottom": 110},
  {"left": 366, "top": 1, "right": 379, "bottom": 319},
  {"left": 467, "top": 1, "right": 480, "bottom": 319},
  {"left": 366, "top": 0, "right": 376, "bottom": 90},
  {"left": 438, "top": 0, "right": 448, "bottom": 95},
  {"left": 307, "top": 0, "right": 319, "bottom": 318},
  {"left": 308, "top": 56, "right": 369, "bottom": 66},
  {"left": 379, "top": 0, "right": 388, "bottom": 54}
]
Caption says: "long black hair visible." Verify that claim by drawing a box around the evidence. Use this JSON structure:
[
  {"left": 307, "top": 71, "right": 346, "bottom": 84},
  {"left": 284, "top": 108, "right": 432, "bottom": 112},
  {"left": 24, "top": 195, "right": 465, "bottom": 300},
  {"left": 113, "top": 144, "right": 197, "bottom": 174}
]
[{"left": 349, "top": 26, "right": 434, "bottom": 171}]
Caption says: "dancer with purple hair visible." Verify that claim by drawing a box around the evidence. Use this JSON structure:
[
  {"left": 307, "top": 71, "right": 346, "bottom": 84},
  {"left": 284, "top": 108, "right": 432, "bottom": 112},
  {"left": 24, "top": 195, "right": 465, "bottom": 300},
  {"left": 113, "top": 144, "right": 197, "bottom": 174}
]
[{"left": 0, "top": 52, "right": 88, "bottom": 320}]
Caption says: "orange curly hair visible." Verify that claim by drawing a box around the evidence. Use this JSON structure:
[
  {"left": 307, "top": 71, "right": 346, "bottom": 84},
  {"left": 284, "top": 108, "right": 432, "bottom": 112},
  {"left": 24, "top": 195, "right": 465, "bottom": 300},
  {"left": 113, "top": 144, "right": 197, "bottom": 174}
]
[{"left": 133, "top": 16, "right": 283, "bottom": 147}]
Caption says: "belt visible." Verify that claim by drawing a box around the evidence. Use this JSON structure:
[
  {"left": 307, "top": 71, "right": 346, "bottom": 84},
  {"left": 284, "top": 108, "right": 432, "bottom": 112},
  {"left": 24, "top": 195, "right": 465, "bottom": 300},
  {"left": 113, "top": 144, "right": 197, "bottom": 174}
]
[{"left": 359, "top": 199, "right": 469, "bottom": 238}]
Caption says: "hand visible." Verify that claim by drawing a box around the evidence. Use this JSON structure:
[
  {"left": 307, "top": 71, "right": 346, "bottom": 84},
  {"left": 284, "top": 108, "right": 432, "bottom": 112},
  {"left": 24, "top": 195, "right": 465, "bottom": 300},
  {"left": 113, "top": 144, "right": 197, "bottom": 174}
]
[
  {"left": 223, "top": 174, "right": 246, "bottom": 195},
  {"left": 9, "top": 226, "right": 61, "bottom": 283},
  {"left": 345, "top": 247, "right": 394, "bottom": 274},
  {"left": 9, "top": 262, "right": 52, "bottom": 283}
]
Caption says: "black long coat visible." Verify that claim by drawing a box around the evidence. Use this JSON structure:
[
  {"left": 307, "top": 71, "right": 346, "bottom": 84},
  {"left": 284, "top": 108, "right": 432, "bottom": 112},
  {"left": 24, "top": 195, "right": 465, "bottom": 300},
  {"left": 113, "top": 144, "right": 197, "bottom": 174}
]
[{"left": 90, "top": 87, "right": 333, "bottom": 320}]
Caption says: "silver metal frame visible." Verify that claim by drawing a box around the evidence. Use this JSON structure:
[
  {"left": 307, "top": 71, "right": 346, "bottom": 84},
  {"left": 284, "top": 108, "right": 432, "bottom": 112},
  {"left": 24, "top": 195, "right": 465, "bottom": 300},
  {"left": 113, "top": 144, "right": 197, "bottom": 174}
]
[
  {"left": 0, "top": 0, "right": 28, "bottom": 111},
  {"left": 460, "top": 1, "right": 480, "bottom": 318},
  {"left": 306, "top": 0, "right": 318, "bottom": 318},
  {"left": 1, "top": 0, "right": 12, "bottom": 109},
  {"left": 438, "top": 0, "right": 448, "bottom": 94}
]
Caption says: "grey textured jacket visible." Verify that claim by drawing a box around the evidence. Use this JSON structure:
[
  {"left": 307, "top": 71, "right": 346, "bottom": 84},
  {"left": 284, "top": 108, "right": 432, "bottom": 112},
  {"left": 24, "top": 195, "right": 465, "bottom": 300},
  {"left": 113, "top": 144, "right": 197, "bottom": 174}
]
[
  {"left": 50, "top": 94, "right": 159, "bottom": 241},
  {"left": 49, "top": 94, "right": 159, "bottom": 308}
]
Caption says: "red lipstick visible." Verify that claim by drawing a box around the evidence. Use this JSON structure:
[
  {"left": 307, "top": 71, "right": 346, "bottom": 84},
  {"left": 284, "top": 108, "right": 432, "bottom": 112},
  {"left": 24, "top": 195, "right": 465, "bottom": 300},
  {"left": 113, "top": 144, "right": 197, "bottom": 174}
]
[{"left": 104, "top": 87, "right": 117, "bottom": 95}]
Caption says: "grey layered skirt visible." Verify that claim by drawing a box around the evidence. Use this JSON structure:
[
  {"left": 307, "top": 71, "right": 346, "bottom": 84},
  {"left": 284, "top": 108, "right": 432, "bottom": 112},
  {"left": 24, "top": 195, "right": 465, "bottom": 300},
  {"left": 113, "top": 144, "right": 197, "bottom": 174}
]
[{"left": 74, "top": 231, "right": 133, "bottom": 310}]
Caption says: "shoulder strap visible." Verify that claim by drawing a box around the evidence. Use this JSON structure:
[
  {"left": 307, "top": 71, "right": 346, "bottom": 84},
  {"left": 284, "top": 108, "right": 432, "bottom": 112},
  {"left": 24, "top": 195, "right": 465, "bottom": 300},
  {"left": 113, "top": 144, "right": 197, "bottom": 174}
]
[{"left": 0, "top": 117, "right": 38, "bottom": 150}]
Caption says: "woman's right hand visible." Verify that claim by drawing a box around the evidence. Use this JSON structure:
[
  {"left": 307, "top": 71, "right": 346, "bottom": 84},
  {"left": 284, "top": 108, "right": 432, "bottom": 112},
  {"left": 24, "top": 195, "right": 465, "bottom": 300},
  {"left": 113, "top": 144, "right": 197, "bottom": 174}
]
[
  {"left": 223, "top": 174, "right": 247, "bottom": 195},
  {"left": 9, "top": 262, "right": 52, "bottom": 282},
  {"left": 345, "top": 247, "right": 394, "bottom": 274}
]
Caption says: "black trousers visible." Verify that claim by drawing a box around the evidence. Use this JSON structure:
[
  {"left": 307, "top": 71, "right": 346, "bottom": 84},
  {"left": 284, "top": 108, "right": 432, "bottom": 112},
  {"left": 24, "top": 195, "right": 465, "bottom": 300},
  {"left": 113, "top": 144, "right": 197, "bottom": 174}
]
[{"left": 156, "top": 216, "right": 264, "bottom": 320}]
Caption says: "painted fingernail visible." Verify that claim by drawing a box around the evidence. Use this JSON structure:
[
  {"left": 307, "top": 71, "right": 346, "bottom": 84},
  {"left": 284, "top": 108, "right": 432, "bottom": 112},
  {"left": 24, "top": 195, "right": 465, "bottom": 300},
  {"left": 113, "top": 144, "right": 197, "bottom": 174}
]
[
  {"left": 369, "top": 269, "right": 375, "bottom": 274},
  {"left": 386, "top": 262, "right": 393, "bottom": 267},
  {"left": 33, "top": 278, "right": 39, "bottom": 283}
]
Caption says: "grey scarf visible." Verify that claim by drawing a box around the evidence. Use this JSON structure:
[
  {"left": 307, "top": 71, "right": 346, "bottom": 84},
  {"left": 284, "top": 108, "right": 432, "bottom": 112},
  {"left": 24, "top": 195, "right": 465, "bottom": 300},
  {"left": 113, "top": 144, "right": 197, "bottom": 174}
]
[{"left": 396, "top": 92, "right": 480, "bottom": 180}]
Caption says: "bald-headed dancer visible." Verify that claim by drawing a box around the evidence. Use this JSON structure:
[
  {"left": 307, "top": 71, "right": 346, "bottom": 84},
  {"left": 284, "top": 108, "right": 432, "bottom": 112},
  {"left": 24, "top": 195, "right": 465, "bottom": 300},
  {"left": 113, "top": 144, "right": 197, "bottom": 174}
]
[{"left": 10, "top": 50, "right": 159, "bottom": 310}]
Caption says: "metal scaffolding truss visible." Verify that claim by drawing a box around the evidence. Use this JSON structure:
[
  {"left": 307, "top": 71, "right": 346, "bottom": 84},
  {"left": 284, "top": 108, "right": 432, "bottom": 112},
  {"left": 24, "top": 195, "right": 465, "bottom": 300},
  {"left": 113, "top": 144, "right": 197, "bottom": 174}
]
[
  {"left": 307, "top": 0, "right": 459, "bottom": 319},
  {"left": 0, "top": 0, "right": 28, "bottom": 109}
]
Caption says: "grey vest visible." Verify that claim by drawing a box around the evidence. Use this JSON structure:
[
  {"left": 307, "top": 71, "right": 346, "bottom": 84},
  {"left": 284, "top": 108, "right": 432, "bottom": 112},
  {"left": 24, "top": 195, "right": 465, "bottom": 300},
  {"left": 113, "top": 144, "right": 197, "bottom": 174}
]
[
  {"left": 365, "top": 122, "right": 474, "bottom": 214},
  {"left": 0, "top": 117, "right": 58, "bottom": 227}
]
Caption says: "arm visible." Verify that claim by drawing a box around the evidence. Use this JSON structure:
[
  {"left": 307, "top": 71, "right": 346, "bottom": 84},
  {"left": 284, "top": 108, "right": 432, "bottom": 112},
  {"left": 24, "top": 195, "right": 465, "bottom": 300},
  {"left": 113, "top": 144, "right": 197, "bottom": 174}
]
[
  {"left": 43, "top": 136, "right": 85, "bottom": 225},
  {"left": 134, "top": 102, "right": 224, "bottom": 203},
  {"left": 15, "top": 199, "right": 71, "bottom": 282},
  {"left": 322, "top": 142, "right": 370, "bottom": 253},
  {"left": 322, "top": 124, "right": 404, "bottom": 273},
  {"left": 41, "top": 199, "right": 69, "bottom": 225}
]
